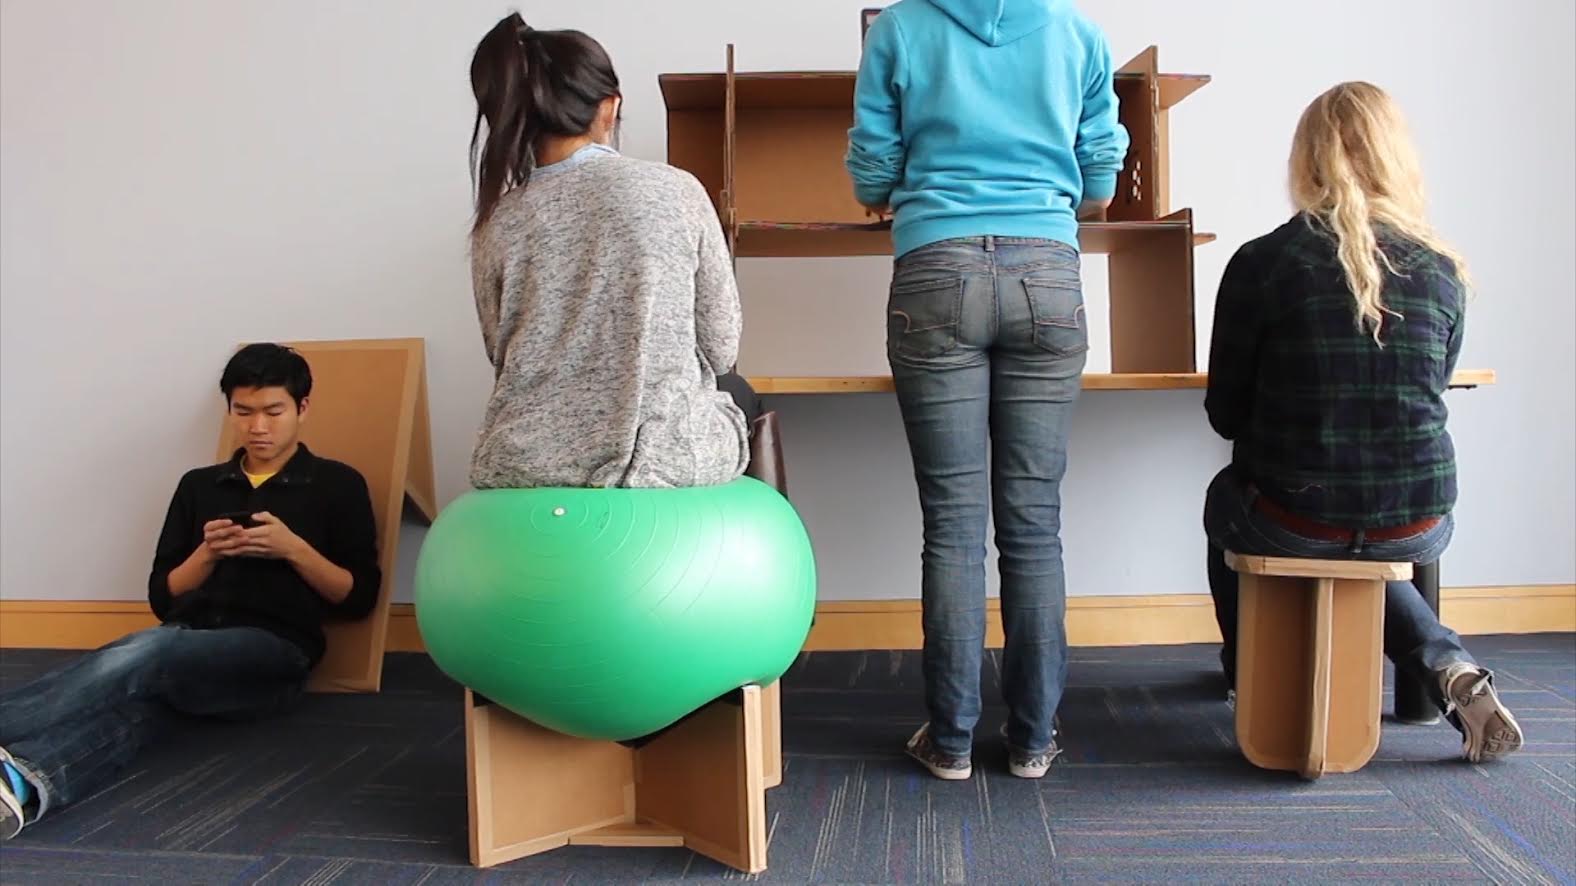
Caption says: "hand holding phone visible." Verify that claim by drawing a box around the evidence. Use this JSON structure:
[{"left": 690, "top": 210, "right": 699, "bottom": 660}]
[
  {"left": 232, "top": 512, "right": 303, "bottom": 561},
  {"left": 216, "top": 510, "right": 261, "bottom": 529},
  {"left": 201, "top": 514, "right": 250, "bottom": 560}
]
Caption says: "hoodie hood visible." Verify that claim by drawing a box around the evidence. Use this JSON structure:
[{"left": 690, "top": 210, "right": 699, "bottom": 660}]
[{"left": 926, "top": 0, "right": 1066, "bottom": 46}]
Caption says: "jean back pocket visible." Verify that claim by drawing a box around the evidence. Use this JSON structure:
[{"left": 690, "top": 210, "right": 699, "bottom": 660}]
[
  {"left": 888, "top": 277, "right": 964, "bottom": 360},
  {"left": 1023, "top": 277, "right": 1089, "bottom": 357}
]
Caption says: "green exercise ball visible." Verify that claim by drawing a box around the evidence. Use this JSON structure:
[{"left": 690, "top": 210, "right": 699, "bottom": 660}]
[{"left": 414, "top": 477, "right": 816, "bottom": 741}]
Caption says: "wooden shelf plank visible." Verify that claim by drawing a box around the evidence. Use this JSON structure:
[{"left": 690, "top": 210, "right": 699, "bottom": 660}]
[
  {"left": 747, "top": 370, "right": 1496, "bottom": 395},
  {"left": 734, "top": 220, "right": 1212, "bottom": 258}
]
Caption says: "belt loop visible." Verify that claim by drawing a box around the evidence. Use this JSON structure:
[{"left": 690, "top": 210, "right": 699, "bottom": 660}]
[
  {"left": 984, "top": 235, "right": 995, "bottom": 253},
  {"left": 1348, "top": 528, "right": 1365, "bottom": 555}
]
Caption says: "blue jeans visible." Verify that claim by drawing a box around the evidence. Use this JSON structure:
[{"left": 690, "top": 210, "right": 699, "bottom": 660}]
[
  {"left": 0, "top": 624, "right": 310, "bottom": 819},
  {"left": 888, "top": 236, "right": 1088, "bottom": 757},
  {"left": 1203, "top": 466, "right": 1473, "bottom": 710}
]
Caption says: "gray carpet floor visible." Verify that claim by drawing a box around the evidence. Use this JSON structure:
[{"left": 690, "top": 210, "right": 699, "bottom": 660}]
[{"left": 1, "top": 633, "right": 1572, "bottom": 884}]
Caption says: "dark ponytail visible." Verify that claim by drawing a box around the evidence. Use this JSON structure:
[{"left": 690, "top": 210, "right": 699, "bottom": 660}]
[{"left": 469, "top": 13, "right": 622, "bottom": 232}]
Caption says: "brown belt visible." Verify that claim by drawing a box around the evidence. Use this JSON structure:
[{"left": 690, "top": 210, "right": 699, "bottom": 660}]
[{"left": 1252, "top": 491, "right": 1441, "bottom": 542}]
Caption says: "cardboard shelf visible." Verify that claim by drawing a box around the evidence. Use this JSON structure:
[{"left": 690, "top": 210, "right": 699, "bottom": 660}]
[
  {"left": 662, "top": 44, "right": 1214, "bottom": 373},
  {"left": 747, "top": 370, "right": 1497, "bottom": 395},
  {"left": 662, "top": 71, "right": 852, "bottom": 110},
  {"left": 1158, "top": 74, "right": 1211, "bottom": 109},
  {"left": 659, "top": 71, "right": 1210, "bottom": 112},
  {"left": 734, "top": 220, "right": 1216, "bottom": 258},
  {"left": 735, "top": 221, "right": 887, "bottom": 258}
]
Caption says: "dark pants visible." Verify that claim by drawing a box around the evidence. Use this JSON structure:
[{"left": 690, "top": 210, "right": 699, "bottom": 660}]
[
  {"left": 717, "top": 371, "right": 763, "bottom": 427},
  {"left": 1203, "top": 467, "right": 1472, "bottom": 711},
  {"left": 887, "top": 236, "right": 1087, "bottom": 758},
  {"left": 1, "top": 624, "right": 310, "bottom": 820}
]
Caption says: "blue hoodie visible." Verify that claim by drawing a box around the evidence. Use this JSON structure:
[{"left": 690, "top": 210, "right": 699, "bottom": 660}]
[{"left": 847, "top": 0, "right": 1130, "bottom": 257}]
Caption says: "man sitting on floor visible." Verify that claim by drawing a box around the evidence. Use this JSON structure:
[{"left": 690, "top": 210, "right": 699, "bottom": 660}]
[{"left": 0, "top": 343, "right": 381, "bottom": 839}]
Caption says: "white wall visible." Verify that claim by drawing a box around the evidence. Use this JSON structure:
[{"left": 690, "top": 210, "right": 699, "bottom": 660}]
[{"left": 3, "top": 0, "right": 1572, "bottom": 607}]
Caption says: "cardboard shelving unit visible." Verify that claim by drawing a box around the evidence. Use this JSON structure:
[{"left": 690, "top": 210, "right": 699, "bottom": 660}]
[
  {"left": 660, "top": 43, "right": 1213, "bottom": 379},
  {"left": 659, "top": 44, "right": 1493, "bottom": 392}
]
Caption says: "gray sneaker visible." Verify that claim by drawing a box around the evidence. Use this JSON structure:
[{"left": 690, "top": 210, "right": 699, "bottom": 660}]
[
  {"left": 1440, "top": 664, "right": 1524, "bottom": 763},
  {"left": 1008, "top": 744, "right": 1062, "bottom": 779},
  {"left": 906, "top": 724, "right": 972, "bottom": 781},
  {"left": 1000, "top": 722, "right": 1063, "bottom": 779}
]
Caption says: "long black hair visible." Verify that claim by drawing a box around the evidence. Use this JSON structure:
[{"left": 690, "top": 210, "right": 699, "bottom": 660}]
[{"left": 469, "top": 13, "right": 621, "bottom": 232}]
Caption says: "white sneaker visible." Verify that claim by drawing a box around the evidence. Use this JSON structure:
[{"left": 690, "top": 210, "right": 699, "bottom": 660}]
[{"left": 1440, "top": 664, "right": 1524, "bottom": 763}]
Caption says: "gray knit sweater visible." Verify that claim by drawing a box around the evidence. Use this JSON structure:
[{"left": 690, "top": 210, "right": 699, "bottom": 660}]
[{"left": 468, "top": 145, "right": 749, "bottom": 489}]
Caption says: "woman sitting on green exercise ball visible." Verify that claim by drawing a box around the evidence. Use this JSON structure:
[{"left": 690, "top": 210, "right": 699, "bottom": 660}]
[{"left": 465, "top": 13, "right": 763, "bottom": 490}]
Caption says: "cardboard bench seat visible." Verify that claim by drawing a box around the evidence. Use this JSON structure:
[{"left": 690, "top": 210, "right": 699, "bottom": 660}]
[{"left": 1227, "top": 553, "right": 1412, "bottom": 779}]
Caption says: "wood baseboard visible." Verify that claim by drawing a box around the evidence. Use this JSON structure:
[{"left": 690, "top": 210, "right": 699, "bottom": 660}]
[
  {"left": 0, "top": 601, "right": 433, "bottom": 654},
  {"left": 0, "top": 586, "right": 1569, "bottom": 653}
]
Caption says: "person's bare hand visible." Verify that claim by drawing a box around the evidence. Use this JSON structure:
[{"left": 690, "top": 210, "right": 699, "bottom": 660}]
[
  {"left": 235, "top": 512, "right": 305, "bottom": 561},
  {"left": 201, "top": 519, "right": 247, "bottom": 559},
  {"left": 1076, "top": 198, "right": 1111, "bottom": 222},
  {"left": 864, "top": 204, "right": 892, "bottom": 222}
]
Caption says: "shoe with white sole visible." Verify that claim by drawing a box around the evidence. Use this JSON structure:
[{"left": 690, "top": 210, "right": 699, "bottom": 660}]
[
  {"left": 0, "top": 764, "right": 21, "bottom": 841},
  {"left": 1440, "top": 664, "right": 1524, "bottom": 763},
  {"left": 1007, "top": 743, "right": 1062, "bottom": 779},
  {"left": 906, "top": 724, "right": 972, "bottom": 781},
  {"left": 1000, "top": 721, "right": 1063, "bottom": 779}
]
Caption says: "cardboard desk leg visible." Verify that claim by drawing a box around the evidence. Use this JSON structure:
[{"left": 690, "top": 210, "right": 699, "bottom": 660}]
[
  {"left": 1394, "top": 560, "right": 1443, "bottom": 725},
  {"left": 466, "top": 687, "right": 768, "bottom": 874},
  {"left": 1235, "top": 574, "right": 1385, "bottom": 778}
]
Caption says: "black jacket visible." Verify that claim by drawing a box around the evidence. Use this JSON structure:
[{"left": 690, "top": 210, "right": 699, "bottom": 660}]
[
  {"left": 1204, "top": 214, "right": 1463, "bottom": 527},
  {"left": 147, "top": 444, "right": 381, "bottom": 664}
]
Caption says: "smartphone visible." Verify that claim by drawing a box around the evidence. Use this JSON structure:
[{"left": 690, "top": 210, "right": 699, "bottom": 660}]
[{"left": 216, "top": 510, "right": 261, "bottom": 529}]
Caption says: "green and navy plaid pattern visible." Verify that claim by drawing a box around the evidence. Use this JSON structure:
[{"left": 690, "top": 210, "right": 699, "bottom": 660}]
[{"left": 1204, "top": 214, "right": 1464, "bottom": 528}]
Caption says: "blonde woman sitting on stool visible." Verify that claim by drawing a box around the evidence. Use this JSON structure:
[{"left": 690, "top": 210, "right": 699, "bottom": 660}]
[{"left": 1203, "top": 82, "right": 1521, "bottom": 763}]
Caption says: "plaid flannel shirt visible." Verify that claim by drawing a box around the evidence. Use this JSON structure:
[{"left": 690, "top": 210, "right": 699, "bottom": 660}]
[{"left": 1204, "top": 214, "right": 1465, "bottom": 528}]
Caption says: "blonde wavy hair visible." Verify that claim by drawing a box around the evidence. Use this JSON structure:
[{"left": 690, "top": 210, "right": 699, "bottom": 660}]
[{"left": 1288, "top": 81, "right": 1471, "bottom": 342}]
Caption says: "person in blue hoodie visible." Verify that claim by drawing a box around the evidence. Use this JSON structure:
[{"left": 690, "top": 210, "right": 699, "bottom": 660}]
[{"left": 847, "top": 0, "right": 1128, "bottom": 781}]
